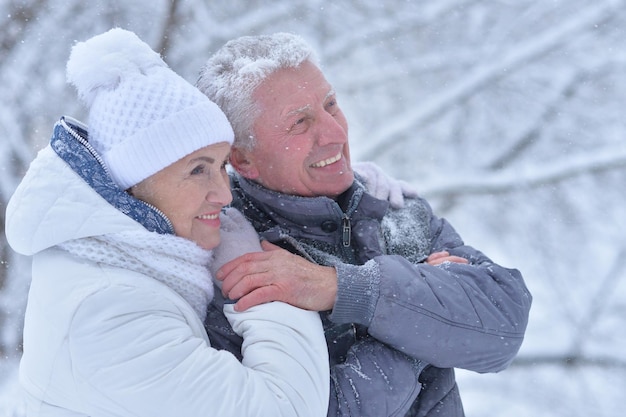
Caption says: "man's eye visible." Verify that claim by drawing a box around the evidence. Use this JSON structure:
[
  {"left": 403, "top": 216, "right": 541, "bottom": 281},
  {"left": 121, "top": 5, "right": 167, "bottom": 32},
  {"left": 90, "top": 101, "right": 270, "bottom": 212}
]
[{"left": 288, "top": 117, "right": 307, "bottom": 133}]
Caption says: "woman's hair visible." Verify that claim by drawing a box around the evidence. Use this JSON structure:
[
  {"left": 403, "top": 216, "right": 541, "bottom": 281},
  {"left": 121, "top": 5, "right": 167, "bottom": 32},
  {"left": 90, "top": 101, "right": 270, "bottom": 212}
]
[{"left": 197, "top": 33, "right": 319, "bottom": 151}]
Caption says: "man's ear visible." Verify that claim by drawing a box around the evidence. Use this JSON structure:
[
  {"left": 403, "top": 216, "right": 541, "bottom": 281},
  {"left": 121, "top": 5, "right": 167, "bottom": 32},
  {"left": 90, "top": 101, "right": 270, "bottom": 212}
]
[{"left": 230, "top": 147, "right": 260, "bottom": 179}]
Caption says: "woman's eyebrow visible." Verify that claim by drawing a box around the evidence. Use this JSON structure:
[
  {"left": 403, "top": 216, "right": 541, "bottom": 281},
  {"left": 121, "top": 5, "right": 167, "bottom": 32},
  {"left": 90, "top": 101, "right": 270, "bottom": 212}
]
[{"left": 188, "top": 156, "right": 216, "bottom": 165}]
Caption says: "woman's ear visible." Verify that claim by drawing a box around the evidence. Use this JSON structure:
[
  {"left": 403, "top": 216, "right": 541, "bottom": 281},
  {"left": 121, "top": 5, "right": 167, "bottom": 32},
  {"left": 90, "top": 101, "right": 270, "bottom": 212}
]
[{"left": 230, "top": 147, "right": 259, "bottom": 179}]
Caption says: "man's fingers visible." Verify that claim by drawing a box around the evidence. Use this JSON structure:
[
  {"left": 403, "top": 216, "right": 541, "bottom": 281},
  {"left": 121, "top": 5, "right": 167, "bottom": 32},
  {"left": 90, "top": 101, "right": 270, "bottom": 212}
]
[
  {"left": 216, "top": 252, "right": 259, "bottom": 280},
  {"left": 224, "top": 270, "right": 271, "bottom": 300},
  {"left": 446, "top": 256, "right": 469, "bottom": 264},
  {"left": 427, "top": 255, "right": 469, "bottom": 266},
  {"left": 233, "top": 285, "right": 282, "bottom": 311},
  {"left": 260, "top": 240, "right": 281, "bottom": 251},
  {"left": 426, "top": 251, "right": 449, "bottom": 262},
  {"left": 216, "top": 250, "right": 269, "bottom": 282}
]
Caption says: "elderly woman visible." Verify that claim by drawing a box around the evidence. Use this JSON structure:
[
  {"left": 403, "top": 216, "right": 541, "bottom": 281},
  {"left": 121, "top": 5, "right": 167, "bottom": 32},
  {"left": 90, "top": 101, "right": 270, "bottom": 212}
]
[{"left": 5, "top": 28, "right": 328, "bottom": 417}]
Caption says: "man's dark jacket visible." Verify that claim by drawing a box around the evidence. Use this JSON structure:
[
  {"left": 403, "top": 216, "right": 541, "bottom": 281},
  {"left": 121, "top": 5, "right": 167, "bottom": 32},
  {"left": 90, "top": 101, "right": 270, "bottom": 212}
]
[{"left": 205, "top": 173, "right": 532, "bottom": 417}]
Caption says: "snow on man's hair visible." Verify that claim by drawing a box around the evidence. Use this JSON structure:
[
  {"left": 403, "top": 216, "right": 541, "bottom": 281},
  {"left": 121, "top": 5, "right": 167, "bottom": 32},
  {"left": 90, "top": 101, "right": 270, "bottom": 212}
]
[{"left": 196, "top": 33, "right": 319, "bottom": 150}]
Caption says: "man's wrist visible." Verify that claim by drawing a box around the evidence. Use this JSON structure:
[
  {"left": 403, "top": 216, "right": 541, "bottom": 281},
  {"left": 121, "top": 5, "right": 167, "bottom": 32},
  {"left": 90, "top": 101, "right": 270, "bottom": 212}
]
[{"left": 329, "top": 260, "right": 380, "bottom": 325}]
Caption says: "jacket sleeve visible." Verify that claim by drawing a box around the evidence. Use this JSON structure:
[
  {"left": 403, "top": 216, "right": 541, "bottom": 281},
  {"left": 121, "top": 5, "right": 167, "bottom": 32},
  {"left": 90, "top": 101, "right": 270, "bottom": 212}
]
[
  {"left": 330, "top": 205, "right": 532, "bottom": 373},
  {"left": 327, "top": 337, "right": 426, "bottom": 417},
  {"left": 69, "top": 284, "right": 329, "bottom": 417},
  {"left": 206, "top": 292, "right": 424, "bottom": 417}
]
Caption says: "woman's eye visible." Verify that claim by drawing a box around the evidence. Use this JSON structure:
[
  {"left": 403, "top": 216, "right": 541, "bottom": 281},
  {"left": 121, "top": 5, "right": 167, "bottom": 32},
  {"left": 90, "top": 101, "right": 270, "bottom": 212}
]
[{"left": 190, "top": 165, "right": 206, "bottom": 175}]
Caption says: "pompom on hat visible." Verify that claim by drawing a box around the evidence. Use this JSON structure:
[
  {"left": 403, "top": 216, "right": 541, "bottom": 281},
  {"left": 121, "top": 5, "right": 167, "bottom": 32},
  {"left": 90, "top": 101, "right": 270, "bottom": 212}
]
[{"left": 66, "top": 28, "right": 234, "bottom": 189}]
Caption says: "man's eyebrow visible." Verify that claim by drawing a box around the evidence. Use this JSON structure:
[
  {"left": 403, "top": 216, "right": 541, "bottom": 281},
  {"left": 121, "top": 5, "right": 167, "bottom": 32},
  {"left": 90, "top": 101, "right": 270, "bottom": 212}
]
[
  {"left": 286, "top": 90, "right": 336, "bottom": 117},
  {"left": 287, "top": 104, "right": 312, "bottom": 116}
]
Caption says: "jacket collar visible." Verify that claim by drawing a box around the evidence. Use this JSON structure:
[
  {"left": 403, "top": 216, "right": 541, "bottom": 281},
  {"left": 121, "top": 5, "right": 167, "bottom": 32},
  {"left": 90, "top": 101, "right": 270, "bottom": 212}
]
[
  {"left": 52, "top": 116, "right": 174, "bottom": 235},
  {"left": 232, "top": 173, "right": 389, "bottom": 239}
]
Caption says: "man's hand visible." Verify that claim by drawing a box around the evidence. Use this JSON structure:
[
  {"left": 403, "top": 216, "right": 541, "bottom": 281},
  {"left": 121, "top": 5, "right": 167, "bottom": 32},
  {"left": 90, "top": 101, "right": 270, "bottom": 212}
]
[
  {"left": 425, "top": 251, "right": 469, "bottom": 266},
  {"left": 215, "top": 240, "right": 338, "bottom": 312}
]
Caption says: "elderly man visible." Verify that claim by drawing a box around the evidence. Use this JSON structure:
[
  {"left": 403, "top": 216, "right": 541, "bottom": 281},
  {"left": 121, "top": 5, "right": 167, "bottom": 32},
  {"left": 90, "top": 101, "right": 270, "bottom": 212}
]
[{"left": 198, "top": 33, "right": 531, "bottom": 417}]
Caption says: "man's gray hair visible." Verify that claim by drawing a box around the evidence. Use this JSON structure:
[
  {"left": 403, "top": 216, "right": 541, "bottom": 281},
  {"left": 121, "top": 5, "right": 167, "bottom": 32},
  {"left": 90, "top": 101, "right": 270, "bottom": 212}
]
[{"left": 197, "top": 33, "right": 319, "bottom": 150}]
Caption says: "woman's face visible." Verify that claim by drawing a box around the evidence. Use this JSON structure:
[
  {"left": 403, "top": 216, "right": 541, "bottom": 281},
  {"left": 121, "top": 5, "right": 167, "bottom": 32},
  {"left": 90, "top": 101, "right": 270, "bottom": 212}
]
[{"left": 130, "top": 142, "right": 232, "bottom": 250}]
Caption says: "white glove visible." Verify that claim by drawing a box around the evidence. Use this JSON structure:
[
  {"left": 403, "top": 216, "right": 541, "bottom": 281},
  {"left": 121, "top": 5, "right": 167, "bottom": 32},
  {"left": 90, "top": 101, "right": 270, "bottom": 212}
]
[
  {"left": 353, "top": 161, "right": 418, "bottom": 209},
  {"left": 210, "top": 207, "right": 262, "bottom": 282}
]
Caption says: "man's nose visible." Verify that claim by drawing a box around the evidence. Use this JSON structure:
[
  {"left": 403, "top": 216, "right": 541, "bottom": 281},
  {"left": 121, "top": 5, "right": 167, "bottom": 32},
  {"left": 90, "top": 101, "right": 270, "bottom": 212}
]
[{"left": 316, "top": 113, "right": 347, "bottom": 146}]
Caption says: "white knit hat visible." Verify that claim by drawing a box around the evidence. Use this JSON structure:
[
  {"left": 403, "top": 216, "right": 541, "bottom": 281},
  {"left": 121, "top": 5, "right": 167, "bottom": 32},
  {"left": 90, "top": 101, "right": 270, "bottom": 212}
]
[{"left": 66, "top": 28, "right": 234, "bottom": 189}]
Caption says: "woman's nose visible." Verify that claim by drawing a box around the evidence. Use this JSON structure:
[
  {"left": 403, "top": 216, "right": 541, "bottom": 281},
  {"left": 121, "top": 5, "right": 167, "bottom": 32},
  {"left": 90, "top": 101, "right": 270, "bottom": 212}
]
[{"left": 208, "top": 174, "right": 233, "bottom": 206}]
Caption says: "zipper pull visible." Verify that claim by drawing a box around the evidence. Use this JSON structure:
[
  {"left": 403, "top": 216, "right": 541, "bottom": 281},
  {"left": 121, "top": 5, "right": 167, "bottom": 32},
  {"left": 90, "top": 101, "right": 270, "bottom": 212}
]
[{"left": 342, "top": 216, "right": 351, "bottom": 247}]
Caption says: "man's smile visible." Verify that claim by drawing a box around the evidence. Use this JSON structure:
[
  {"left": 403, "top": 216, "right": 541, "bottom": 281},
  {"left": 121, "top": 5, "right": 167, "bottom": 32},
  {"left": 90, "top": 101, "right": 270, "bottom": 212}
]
[{"left": 311, "top": 152, "right": 342, "bottom": 168}]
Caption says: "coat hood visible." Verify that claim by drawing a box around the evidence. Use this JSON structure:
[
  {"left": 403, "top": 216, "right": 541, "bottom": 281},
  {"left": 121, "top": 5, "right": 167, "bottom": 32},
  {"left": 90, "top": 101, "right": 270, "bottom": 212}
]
[{"left": 5, "top": 117, "right": 173, "bottom": 256}]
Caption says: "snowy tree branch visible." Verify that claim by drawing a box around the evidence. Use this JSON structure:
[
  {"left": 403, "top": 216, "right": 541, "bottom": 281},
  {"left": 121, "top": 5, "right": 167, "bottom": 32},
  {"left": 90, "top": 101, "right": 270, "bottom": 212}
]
[
  {"left": 419, "top": 147, "right": 626, "bottom": 198},
  {"left": 155, "top": 0, "right": 181, "bottom": 57},
  {"left": 568, "top": 246, "right": 626, "bottom": 357},
  {"left": 487, "top": 55, "right": 626, "bottom": 169},
  {"left": 512, "top": 354, "right": 626, "bottom": 370},
  {"left": 356, "top": 0, "right": 626, "bottom": 161}
]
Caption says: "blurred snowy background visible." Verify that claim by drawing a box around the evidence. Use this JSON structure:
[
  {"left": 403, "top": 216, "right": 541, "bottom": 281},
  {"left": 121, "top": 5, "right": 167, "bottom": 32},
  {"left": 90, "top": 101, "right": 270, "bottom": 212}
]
[{"left": 1, "top": 1, "right": 625, "bottom": 416}]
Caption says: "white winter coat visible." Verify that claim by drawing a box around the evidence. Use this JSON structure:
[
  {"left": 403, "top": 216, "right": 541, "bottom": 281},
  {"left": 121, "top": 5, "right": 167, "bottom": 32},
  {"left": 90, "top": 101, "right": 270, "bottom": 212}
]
[{"left": 5, "top": 118, "right": 329, "bottom": 417}]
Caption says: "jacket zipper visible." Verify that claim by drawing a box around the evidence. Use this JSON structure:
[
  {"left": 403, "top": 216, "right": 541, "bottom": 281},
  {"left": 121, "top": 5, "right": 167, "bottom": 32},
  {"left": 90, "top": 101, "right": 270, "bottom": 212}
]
[
  {"left": 342, "top": 215, "right": 351, "bottom": 247},
  {"left": 60, "top": 117, "right": 111, "bottom": 178},
  {"left": 60, "top": 117, "right": 175, "bottom": 234}
]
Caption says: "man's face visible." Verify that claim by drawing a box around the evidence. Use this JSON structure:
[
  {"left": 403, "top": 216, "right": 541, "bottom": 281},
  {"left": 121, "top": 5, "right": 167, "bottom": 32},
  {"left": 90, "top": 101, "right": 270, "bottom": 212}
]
[{"left": 232, "top": 61, "right": 353, "bottom": 198}]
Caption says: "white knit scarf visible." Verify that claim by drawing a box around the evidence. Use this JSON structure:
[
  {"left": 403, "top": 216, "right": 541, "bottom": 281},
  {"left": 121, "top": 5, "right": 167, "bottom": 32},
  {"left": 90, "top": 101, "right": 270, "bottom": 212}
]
[{"left": 58, "top": 230, "right": 214, "bottom": 320}]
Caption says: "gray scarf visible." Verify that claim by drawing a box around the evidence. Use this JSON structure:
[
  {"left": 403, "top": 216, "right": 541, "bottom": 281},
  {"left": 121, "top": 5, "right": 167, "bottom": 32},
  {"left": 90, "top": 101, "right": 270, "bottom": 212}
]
[{"left": 59, "top": 230, "right": 214, "bottom": 320}]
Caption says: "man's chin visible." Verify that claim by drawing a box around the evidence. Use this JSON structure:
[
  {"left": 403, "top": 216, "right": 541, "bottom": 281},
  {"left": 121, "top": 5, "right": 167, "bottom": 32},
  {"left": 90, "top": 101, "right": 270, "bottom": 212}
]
[{"left": 314, "top": 172, "right": 354, "bottom": 198}]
